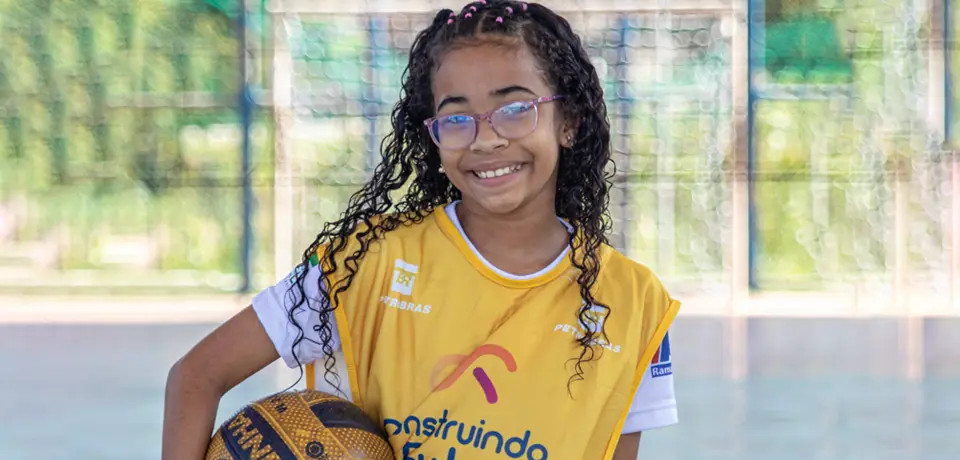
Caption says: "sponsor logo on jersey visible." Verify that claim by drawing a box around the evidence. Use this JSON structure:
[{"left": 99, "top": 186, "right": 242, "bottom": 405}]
[
  {"left": 385, "top": 345, "right": 547, "bottom": 459},
  {"left": 286, "top": 252, "right": 320, "bottom": 285},
  {"left": 650, "top": 332, "right": 672, "bottom": 378},
  {"left": 430, "top": 344, "right": 517, "bottom": 404},
  {"left": 385, "top": 409, "right": 549, "bottom": 460},
  {"left": 581, "top": 304, "right": 608, "bottom": 335},
  {"left": 379, "top": 295, "right": 432, "bottom": 315},
  {"left": 391, "top": 259, "right": 418, "bottom": 295},
  {"left": 552, "top": 303, "right": 621, "bottom": 353}
]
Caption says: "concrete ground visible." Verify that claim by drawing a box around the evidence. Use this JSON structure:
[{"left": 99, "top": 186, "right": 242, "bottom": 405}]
[{"left": 1, "top": 296, "right": 958, "bottom": 459}]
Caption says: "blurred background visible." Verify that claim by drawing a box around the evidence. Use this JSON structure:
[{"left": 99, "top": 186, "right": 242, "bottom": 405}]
[{"left": 0, "top": 0, "right": 958, "bottom": 458}]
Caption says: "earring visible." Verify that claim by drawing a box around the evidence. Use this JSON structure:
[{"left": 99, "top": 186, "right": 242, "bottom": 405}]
[{"left": 439, "top": 165, "right": 445, "bottom": 174}]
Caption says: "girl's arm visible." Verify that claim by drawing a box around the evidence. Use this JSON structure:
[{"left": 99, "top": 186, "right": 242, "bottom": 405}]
[
  {"left": 613, "top": 432, "right": 641, "bottom": 460},
  {"left": 162, "top": 305, "right": 279, "bottom": 460}
]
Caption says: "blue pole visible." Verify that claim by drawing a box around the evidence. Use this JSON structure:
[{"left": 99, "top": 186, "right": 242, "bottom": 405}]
[
  {"left": 615, "top": 15, "right": 632, "bottom": 254},
  {"left": 365, "top": 16, "right": 385, "bottom": 172},
  {"left": 238, "top": 0, "right": 254, "bottom": 292},
  {"left": 946, "top": 0, "right": 953, "bottom": 144},
  {"left": 747, "top": 0, "right": 764, "bottom": 289}
]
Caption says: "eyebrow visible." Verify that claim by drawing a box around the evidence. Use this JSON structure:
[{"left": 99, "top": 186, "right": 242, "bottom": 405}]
[{"left": 435, "top": 85, "right": 538, "bottom": 112}]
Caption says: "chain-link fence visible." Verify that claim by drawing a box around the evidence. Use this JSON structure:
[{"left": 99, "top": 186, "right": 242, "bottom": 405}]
[
  {"left": 271, "top": 0, "right": 957, "bottom": 312},
  {"left": 1, "top": 0, "right": 957, "bottom": 312},
  {"left": 0, "top": 0, "right": 275, "bottom": 292},
  {"left": 741, "top": 0, "right": 955, "bottom": 311},
  {"left": 271, "top": 3, "right": 738, "bottom": 292}
]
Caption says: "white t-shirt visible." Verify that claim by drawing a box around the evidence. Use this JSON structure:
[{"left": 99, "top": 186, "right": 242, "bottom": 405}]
[{"left": 253, "top": 204, "right": 679, "bottom": 433}]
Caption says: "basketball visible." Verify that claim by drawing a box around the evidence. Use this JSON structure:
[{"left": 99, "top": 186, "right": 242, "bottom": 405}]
[{"left": 206, "top": 390, "right": 394, "bottom": 460}]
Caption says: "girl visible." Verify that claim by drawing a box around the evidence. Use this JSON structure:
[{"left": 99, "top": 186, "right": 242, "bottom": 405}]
[{"left": 163, "top": 1, "right": 681, "bottom": 459}]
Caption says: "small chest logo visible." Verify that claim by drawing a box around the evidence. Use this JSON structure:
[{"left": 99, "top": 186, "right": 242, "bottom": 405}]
[
  {"left": 391, "top": 259, "right": 418, "bottom": 295},
  {"left": 552, "top": 302, "right": 621, "bottom": 353},
  {"left": 580, "top": 303, "right": 608, "bottom": 335},
  {"left": 650, "top": 332, "right": 672, "bottom": 378}
]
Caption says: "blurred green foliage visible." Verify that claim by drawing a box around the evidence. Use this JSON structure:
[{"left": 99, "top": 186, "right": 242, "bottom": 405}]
[
  {"left": 0, "top": 0, "right": 953, "bottom": 292},
  {"left": 952, "top": 0, "right": 960, "bottom": 145},
  {"left": 749, "top": 0, "right": 949, "bottom": 289},
  {"left": 0, "top": 0, "right": 273, "bottom": 287}
]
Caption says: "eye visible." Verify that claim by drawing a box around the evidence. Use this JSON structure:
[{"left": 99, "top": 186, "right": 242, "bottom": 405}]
[
  {"left": 497, "top": 101, "right": 534, "bottom": 117},
  {"left": 440, "top": 114, "right": 474, "bottom": 126}
]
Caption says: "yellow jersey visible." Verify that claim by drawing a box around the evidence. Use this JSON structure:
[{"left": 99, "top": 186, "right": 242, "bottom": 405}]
[{"left": 299, "top": 205, "right": 680, "bottom": 459}]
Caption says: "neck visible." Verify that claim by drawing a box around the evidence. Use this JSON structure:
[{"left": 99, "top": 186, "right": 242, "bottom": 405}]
[{"left": 456, "top": 196, "right": 570, "bottom": 275}]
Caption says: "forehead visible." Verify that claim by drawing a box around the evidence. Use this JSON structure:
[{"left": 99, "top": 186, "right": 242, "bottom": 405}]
[{"left": 431, "top": 41, "right": 551, "bottom": 102}]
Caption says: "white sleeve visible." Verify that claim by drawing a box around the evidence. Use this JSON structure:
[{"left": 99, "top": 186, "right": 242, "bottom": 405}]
[
  {"left": 251, "top": 262, "right": 342, "bottom": 368},
  {"left": 621, "top": 330, "right": 678, "bottom": 433}
]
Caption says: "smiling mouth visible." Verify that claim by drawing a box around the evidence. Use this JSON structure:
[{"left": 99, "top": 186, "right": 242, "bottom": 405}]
[{"left": 471, "top": 164, "right": 523, "bottom": 179}]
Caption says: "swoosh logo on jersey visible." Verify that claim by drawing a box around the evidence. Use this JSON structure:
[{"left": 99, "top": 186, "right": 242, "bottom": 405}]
[{"left": 430, "top": 344, "right": 517, "bottom": 403}]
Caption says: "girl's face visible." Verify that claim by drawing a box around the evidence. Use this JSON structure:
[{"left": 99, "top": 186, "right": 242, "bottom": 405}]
[{"left": 430, "top": 41, "right": 572, "bottom": 217}]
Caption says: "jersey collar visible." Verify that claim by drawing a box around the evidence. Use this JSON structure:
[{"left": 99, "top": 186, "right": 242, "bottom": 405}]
[{"left": 433, "top": 202, "right": 575, "bottom": 289}]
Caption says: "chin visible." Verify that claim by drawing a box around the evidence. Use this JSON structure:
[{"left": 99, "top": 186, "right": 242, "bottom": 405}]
[{"left": 469, "top": 193, "right": 530, "bottom": 216}]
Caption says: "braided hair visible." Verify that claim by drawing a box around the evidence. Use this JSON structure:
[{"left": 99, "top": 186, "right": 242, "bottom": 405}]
[{"left": 285, "top": 0, "right": 613, "bottom": 393}]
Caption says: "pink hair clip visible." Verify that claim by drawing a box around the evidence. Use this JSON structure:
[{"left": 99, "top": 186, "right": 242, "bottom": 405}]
[
  {"left": 469, "top": 6, "right": 477, "bottom": 11},
  {"left": 449, "top": 12, "right": 455, "bottom": 16},
  {"left": 479, "top": 0, "right": 487, "bottom": 3},
  {"left": 496, "top": 16, "right": 503, "bottom": 23},
  {"left": 522, "top": 3, "right": 528, "bottom": 11},
  {"left": 465, "top": 12, "right": 472, "bottom": 18},
  {"left": 505, "top": 6, "right": 513, "bottom": 14},
  {"left": 447, "top": 18, "right": 454, "bottom": 24}
]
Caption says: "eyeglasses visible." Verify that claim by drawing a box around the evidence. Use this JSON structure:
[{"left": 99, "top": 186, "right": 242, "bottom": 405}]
[{"left": 423, "top": 95, "right": 564, "bottom": 149}]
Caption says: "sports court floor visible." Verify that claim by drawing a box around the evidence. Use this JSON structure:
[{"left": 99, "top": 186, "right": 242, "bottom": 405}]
[{"left": 2, "top": 317, "right": 958, "bottom": 459}]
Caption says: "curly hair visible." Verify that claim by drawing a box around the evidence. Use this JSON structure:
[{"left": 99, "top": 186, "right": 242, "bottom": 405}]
[{"left": 285, "top": 0, "right": 613, "bottom": 394}]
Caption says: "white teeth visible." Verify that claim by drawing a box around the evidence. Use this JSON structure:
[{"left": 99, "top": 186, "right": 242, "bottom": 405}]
[{"left": 474, "top": 164, "right": 522, "bottom": 179}]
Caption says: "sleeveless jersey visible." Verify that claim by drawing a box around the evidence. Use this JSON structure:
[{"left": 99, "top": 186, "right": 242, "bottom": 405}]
[{"left": 304, "top": 207, "right": 680, "bottom": 460}]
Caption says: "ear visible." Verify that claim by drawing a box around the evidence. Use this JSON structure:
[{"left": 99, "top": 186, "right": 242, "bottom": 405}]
[{"left": 558, "top": 123, "right": 577, "bottom": 149}]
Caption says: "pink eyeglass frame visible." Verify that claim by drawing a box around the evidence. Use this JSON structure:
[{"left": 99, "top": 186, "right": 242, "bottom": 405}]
[{"left": 423, "top": 95, "right": 565, "bottom": 148}]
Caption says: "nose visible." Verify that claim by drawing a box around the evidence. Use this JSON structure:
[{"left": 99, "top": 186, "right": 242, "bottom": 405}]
[{"left": 469, "top": 118, "right": 508, "bottom": 154}]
